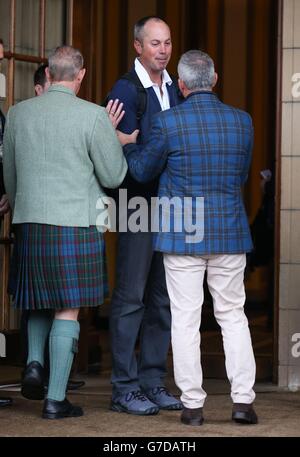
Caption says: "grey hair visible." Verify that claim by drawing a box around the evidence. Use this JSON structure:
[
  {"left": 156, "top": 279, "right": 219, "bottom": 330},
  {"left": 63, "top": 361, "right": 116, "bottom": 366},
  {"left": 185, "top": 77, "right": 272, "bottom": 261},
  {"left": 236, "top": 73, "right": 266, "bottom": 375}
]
[
  {"left": 134, "top": 16, "right": 167, "bottom": 42},
  {"left": 48, "top": 46, "right": 84, "bottom": 82},
  {"left": 177, "top": 50, "right": 215, "bottom": 91}
]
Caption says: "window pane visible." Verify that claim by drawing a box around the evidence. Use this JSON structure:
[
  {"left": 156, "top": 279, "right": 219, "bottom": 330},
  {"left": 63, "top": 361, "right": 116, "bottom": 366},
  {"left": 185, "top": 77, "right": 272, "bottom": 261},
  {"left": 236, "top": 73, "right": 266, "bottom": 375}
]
[
  {"left": 46, "top": 0, "right": 67, "bottom": 54},
  {"left": 0, "top": 0, "right": 10, "bottom": 50},
  {"left": 16, "top": 0, "right": 40, "bottom": 56},
  {"left": 14, "top": 61, "right": 37, "bottom": 104}
]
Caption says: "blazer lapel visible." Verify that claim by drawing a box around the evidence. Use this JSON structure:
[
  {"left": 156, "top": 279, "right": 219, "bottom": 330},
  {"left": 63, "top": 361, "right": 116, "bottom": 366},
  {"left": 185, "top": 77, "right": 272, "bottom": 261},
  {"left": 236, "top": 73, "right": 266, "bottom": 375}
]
[
  {"left": 148, "top": 87, "right": 162, "bottom": 111},
  {"left": 167, "top": 83, "right": 178, "bottom": 107},
  {"left": 149, "top": 83, "right": 180, "bottom": 110}
]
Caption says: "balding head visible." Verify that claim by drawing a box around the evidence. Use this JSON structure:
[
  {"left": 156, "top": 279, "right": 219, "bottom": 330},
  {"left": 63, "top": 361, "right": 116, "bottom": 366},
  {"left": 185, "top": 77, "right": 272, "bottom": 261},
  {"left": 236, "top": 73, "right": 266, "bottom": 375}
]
[
  {"left": 134, "top": 16, "right": 169, "bottom": 44},
  {"left": 48, "top": 46, "right": 84, "bottom": 82}
]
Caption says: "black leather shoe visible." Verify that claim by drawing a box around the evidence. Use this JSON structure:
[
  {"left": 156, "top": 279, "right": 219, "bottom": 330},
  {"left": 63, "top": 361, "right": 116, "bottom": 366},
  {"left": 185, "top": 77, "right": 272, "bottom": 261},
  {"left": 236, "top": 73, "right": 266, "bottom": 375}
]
[
  {"left": 181, "top": 407, "right": 204, "bottom": 426},
  {"left": 21, "top": 361, "right": 45, "bottom": 400},
  {"left": 0, "top": 397, "right": 13, "bottom": 407},
  {"left": 232, "top": 403, "right": 258, "bottom": 424},
  {"left": 66, "top": 379, "right": 85, "bottom": 391},
  {"left": 42, "top": 398, "right": 83, "bottom": 420}
]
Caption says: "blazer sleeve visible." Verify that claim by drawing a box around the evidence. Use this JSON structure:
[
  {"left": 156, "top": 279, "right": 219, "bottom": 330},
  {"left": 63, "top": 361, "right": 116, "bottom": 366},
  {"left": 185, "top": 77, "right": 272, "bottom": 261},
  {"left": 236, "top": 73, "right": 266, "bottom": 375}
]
[
  {"left": 89, "top": 108, "right": 128, "bottom": 189},
  {"left": 3, "top": 108, "right": 16, "bottom": 208},
  {"left": 124, "top": 114, "right": 168, "bottom": 183}
]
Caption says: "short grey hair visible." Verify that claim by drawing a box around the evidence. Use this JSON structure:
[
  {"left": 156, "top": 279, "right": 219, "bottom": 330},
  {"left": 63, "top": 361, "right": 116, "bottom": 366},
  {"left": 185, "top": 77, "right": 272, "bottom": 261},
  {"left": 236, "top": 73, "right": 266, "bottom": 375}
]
[
  {"left": 177, "top": 50, "right": 215, "bottom": 91},
  {"left": 48, "top": 46, "right": 84, "bottom": 82},
  {"left": 134, "top": 16, "right": 167, "bottom": 42}
]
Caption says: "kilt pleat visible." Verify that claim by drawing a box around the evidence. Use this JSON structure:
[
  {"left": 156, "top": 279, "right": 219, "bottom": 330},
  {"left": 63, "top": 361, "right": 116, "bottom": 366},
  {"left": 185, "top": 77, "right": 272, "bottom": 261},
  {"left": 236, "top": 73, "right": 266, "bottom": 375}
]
[{"left": 12, "top": 223, "right": 109, "bottom": 310}]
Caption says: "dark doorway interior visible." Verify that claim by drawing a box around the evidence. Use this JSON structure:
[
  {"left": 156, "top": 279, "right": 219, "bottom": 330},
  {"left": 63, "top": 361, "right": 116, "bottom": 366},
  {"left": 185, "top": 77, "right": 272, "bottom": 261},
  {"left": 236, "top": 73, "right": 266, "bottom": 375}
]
[{"left": 0, "top": 0, "right": 279, "bottom": 383}]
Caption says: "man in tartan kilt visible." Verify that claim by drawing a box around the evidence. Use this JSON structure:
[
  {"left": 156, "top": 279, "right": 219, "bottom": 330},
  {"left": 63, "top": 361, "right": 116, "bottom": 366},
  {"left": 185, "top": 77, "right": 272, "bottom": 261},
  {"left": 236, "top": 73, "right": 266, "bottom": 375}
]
[
  {"left": 3, "top": 46, "right": 127, "bottom": 419},
  {"left": 15, "top": 63, "right": 86, "bottom": 393}
]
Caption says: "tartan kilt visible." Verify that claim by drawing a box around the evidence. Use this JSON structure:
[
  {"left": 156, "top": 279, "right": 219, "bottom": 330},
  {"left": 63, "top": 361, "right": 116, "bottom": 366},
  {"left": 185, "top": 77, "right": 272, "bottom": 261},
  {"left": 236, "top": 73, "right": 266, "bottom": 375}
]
[{"left": 11, "top": 223, "right": 109, "bottom": 310}]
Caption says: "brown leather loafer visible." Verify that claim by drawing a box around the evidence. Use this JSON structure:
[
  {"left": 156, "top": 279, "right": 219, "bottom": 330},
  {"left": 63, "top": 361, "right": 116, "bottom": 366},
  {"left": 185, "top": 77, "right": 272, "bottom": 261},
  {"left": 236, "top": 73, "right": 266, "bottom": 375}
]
[
  {"left": 181, "top": 407, "right": 204, "bottom": 426},
  {"left": 232, "top": 403, "right": 258, "bottom": 424}
]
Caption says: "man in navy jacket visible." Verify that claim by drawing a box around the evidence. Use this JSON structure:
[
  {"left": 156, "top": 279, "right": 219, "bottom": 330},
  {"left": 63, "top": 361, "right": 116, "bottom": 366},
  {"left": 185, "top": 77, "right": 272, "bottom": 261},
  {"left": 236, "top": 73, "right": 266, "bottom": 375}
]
[
  {"left": 120, "top": 50, "right": 258, "bottom": 426},
  {"left": 108, "top": 16, "right": 182, "bottom": 415}
]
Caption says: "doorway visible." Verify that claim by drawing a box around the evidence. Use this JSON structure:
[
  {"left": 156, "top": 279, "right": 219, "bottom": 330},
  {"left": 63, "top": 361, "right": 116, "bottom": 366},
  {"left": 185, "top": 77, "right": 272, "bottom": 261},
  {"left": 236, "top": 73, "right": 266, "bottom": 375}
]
[
  {"left": 88, "top": 0, "right": 280, "bottom": 382},
  {"left": 0, "top": 0, "right": 280, "bottom": 382}
]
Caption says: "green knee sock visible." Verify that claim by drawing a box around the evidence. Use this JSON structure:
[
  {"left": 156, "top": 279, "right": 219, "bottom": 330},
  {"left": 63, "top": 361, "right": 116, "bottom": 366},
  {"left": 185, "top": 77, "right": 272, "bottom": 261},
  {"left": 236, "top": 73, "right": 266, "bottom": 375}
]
[
  {"left": 27, "top": 310, "right": 53, "bottom": 366},
  {"left": 47, "top": 319, "right": 80, "bottom": 402}
]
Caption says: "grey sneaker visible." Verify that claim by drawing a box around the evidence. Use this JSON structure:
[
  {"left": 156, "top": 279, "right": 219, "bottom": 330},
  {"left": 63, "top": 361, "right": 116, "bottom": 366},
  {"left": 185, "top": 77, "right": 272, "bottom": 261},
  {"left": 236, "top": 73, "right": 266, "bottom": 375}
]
[
  {"left": 144, "top": 387, "right": 183, "bottom": 410},
  {"left": 110, "top": 390, "right": 160, "bottom": 415}
]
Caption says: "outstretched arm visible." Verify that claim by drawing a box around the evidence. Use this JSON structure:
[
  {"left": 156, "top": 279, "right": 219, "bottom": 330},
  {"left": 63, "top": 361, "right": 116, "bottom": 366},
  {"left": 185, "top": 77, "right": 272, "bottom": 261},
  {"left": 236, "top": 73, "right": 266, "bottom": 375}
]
[{"left": 122, "top": 115, "right": 168, "bottom": 183}]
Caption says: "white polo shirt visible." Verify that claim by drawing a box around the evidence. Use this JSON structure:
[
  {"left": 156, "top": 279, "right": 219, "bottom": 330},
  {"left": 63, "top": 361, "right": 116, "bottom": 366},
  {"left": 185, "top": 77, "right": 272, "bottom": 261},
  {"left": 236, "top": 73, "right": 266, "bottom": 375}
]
[{"left": 134, "top": 58, "right": 172, "bottom": 111}]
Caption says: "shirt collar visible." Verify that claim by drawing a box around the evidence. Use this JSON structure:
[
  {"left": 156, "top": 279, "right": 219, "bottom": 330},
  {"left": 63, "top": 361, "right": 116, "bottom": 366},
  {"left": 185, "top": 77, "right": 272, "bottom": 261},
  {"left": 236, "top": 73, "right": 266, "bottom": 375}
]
[
  {"left": 48, "top": 84, "right": 76, "bottom": 96},
  {"left": 186, "top": 90, "right": 218, "bottom": 100},
  {"left": 134, "top": 58, "right": 172, "bottom": 89}
]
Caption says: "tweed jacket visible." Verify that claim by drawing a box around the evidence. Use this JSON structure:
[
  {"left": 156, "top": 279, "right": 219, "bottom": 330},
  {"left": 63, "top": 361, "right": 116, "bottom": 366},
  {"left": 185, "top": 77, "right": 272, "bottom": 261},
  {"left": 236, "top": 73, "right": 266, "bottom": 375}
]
[
  {"left": 3, "top": 85, "right": 127, "bottom": 227},
  {"left": 125, "top": 91, "right": 253, "bottom": 255}
]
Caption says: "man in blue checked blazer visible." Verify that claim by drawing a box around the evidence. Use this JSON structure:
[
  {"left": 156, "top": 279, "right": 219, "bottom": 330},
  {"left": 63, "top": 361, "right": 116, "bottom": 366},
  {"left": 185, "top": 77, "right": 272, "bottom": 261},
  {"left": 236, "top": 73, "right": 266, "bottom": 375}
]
[{"left": 120, "top": 50, "right": 258, "bottom": 426}]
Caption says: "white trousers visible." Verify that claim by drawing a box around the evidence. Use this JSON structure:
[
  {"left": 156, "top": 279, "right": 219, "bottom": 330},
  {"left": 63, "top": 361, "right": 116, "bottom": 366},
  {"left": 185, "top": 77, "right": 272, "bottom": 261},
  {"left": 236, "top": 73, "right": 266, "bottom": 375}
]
[{"left": 163, "top": 253, "right": 256, "bottom": 409}]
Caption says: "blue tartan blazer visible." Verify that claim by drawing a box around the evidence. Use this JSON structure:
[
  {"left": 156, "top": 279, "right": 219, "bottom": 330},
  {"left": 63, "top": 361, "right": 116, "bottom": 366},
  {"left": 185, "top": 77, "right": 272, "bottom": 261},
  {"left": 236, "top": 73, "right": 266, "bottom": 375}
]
[{"left": 124, "top": 91, "right": 253, "bottom": 256}]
